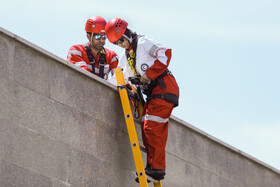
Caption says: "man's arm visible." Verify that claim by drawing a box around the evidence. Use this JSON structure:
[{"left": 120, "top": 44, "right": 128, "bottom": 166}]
[
  {"left": 67, "top": 45, "right": 92, "bottom": 72},
  {"left": 145, "top": 43, "right": 172, "bottom": 80}
]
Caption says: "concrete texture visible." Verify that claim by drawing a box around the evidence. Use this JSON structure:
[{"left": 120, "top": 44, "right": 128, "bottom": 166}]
[{"left": 1, "top": 26, "right": 280, "bottom": 187}]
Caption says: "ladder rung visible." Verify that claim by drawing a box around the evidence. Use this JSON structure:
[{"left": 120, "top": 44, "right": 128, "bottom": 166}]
[
  {"left": 146, "top": 175, "right": 160, "bottom": 183},
  {"left": 115, "top": 68, "right": 163, "bottom": 187},
  {"left": 140, "top": 145, "right": 147, "bottom": 153}
]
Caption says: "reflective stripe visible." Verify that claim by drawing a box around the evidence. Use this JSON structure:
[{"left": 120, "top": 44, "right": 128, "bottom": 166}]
[
  {"left": 75, "top": 61, "right": 87, "bottom": 66},
  {"left": 69, "top": 50, "right": 82, "bottom": 57},
  {"left": 149, "top": 44, "right": 160, "bottom": 57},
  {"left": 157, "top": 49, "right": 168, "bottom": 65},
  {"left": 95, "top": 67, "right": 99, "bottom": 73},
  {"left": 93, "top": 64, "right": 109, "bottom": 74},
  {"left": 143, "top": 114, "right": 169, "bottom": 123},
  {"left": 87, "top": 64, "right": 92, "bottom": 70},
  {"left": 74, "top": 61, "right": 92, "bottom": 70},
  {"left": 110, "top": 56, "right": 118, "bottom": 63}
]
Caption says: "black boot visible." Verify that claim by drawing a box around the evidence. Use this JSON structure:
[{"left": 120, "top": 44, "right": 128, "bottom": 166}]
[
  {"left": 135, "top": 173, "right": 151, "bottom": 183},
  {"left": 145, "top": 163, "right": 152, "bottom": 171},
  {"left": 145, "top": 166, "right": 165, "bottom": 180},
  {"left": 135, "top": 163, "right": 152, "bottom": 183}
]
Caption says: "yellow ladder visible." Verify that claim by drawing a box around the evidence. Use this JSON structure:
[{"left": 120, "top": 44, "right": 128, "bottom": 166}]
[{"left": 115, "top": 68, "right": 162, "bottom": 187}]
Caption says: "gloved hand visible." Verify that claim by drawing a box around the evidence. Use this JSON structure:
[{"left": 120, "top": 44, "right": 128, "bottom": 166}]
[{"left": 140, "top": 73, "right": 150, "bottom": 84}]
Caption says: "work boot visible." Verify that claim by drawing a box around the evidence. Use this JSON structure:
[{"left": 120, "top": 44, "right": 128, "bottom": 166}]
[
  {"left": 135, "top": 163, "right": 152, "bottom": 183},
  {"left": 135, "top": 168, "right": 165, "bottom": 183},
  {"left": 145, "top": 163, "right": 152, "bottom": 171},
  {"left": 135, "top": 177, "right": 151, "bottom": 183},
  {"left": 145, "top": 166, "right": 165, "bottom": 180},
  {"left": 135, "top": 172, "right": 151, "bottom": 183}
]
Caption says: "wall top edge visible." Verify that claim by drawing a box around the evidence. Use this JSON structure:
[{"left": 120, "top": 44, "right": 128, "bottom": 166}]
[{"left": 1, "top": 26, "right": 279, "bottom": 175}]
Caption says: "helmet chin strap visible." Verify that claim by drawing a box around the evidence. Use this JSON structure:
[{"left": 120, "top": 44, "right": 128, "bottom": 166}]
[
  {"left": 89, "top": 33, "right": 94, "bottom": 47},
  {"left": 123, "top": 34, "right": 132, "bottom": 43}
]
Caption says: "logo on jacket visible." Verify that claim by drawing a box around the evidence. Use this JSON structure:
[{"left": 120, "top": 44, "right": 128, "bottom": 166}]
[{"left": 141, "top": 63, "right": 149, "bottom": 72}]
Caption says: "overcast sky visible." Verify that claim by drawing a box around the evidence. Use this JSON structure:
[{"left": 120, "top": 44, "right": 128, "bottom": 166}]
[{"left": 1, "top": 0, "right": 280, "bottom": 171}]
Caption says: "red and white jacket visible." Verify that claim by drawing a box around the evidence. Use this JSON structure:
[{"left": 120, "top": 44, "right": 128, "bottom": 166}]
[
  {"left": 67, "top": 42, "right": 118, "bottom": 80},
  {"left": 117, "top": 36, "right": 179, "bottom": 97}
]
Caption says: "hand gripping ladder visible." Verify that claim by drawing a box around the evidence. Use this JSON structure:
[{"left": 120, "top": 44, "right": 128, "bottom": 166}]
[{"left": 115, "top": 68, "right": 162, "bottom": 187}]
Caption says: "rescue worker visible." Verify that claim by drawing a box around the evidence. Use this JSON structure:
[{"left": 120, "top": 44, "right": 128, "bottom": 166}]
[
  {"left": 105, "top": 18, "right": 179, "bottom": 181},
  {"left": 67, "top": 16, "right": 118, "bottom": 80}
]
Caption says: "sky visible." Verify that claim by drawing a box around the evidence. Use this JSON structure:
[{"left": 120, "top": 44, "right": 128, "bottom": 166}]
[{"left": 1, "top": 0, "right": 280, "bottom": 171}]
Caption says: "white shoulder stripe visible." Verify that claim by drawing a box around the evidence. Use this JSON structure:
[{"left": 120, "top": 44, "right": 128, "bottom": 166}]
[
  {"left": 149, "top": 44, "right": 160, "bottom": 57},
  {"left": 75, "top": 61, "right": 87, "bottom": 66},
  {"left": 69, "top": 50, "right": 82, "bottom": 57},
  {"left": 157, "top": 49, "right": 168, "bottom": 65},
  {"left": 74, "top": 62, "right": 92, "bottom": 71}
]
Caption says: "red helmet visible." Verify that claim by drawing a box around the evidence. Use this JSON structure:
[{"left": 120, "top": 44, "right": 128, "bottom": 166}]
[
  {"left": 85, "top": 16, "right": 106, "bottom": 33},
  {"left": 105, "top": 18, "right": 128, "bottom": 43}
]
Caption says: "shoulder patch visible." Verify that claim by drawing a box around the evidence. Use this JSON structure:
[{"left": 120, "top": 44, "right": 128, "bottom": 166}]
[{"left": 141, "top": 63, "right": 149, "bottom": 72}]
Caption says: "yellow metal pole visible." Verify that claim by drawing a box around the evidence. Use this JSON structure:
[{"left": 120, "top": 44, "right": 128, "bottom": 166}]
[
  {"left": 114, "top": 68, "right": 148, "bottom": 187},
  {"left": 154, "top": 181, "right": 162, "bottom": 187},
  {"left": 146, "top": 175, "right": 163, "bottom": 187}
]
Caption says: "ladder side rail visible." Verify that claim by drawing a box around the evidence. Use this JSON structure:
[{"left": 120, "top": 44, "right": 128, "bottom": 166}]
[{"left": 115, "top": 68, "right": 148, "bottom": 187}]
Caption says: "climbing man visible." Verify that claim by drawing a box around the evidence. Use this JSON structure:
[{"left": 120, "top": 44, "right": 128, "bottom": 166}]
[
  {"left": 67, "top": 16, "right": 119, "bottom": 80},
  {"left": 105, "top": 18, "right": 179, "bottom": 181}
]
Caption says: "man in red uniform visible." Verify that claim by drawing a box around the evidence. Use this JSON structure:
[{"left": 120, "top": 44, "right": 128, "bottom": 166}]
[
  {"left": 105, "top": 18, "right": 179, "bottom": 181},
  {"left": 67, "top": 16, "right": 118, "bottom": 80}
]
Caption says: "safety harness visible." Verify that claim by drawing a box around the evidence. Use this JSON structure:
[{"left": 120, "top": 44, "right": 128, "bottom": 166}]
[
  {"left": 144, "top": 69, "right": 179, "bottom": 107},
  {"left": 125, "top": 35, "right": 179, "bottom": 108},
  {"left": 84, "top": 43, "right": 106, "bottom": 79},
  {"left": 125, "top": 34, "right": 139, "bottom": 76}
]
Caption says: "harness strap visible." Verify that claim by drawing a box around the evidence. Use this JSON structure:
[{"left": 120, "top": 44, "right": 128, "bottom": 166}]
[
  {"left": 126, "top": 50, "right": 137, "bottom": 75},
  {"left": 142, "top": 69, "right": 171, "bottom": 96},
  {"left": 99, "top": 50, "right": 106, "bottom": 79},
  {"left": 147, "top": 93, "right": 178, "bottom": 107},
  {"left": 83, "top": 43, "right": 106, "bottom": 78},
  {"left": 84, "top": 43, "right": 95, "bottom": 74},
  {"left": 156, "top": 69, "right": 171, "bottom": 89},
  {"left": 125, "top": 34, "right": 142, "bottom": 76}
]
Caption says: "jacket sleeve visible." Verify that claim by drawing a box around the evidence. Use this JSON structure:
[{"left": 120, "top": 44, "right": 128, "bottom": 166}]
[
  {"left": 67, "top": 46, "right": 91, "bottom": 72},
  {"left": 108, "top": 52, "right": 132, "bottom": 86},
  {"left": 144, "top": 41, "right": 172, "bottom": 80},
  {"left": 119, "top": 52, "right": 134, "bottom": 84},
  {"left": 109, "top": 51, "right": 119, "bottom": 75}
]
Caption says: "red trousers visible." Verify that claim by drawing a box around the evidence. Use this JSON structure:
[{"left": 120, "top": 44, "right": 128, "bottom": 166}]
[
  {"left": 141, "top": 74, "right": 179, "bottom": 170},
  {"left": 141, "top": 98, "right": 175, "bottom": 170}
]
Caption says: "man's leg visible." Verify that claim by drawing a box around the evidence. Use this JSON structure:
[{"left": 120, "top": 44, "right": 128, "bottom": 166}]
[{"left": 142, "top": 98, "right": 174, "bottom": 179}]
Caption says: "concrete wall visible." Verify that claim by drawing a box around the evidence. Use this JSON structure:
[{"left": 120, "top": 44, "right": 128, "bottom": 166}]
[{"left": 0, "top": 27, "right": 280, "bottom": 187}]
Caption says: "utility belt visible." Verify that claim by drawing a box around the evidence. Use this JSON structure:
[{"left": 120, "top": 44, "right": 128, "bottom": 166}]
[{"left": 142, "top": 69, "right": 179, "bottom": 107}]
